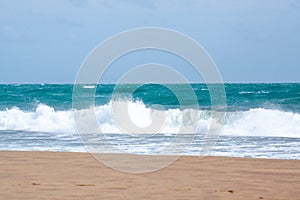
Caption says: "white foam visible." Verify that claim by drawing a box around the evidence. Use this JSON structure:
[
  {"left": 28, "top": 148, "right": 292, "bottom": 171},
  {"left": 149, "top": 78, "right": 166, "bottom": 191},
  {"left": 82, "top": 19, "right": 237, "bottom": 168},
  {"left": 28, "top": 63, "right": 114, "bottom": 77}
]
[
  {"left": 0, "top": 102, "right": 300, "bottom": 138},
  {"left": 223, "top": 108, "right": 300, "bottom": 138},
  {"left": 0, "top": 104, "right": 75, "bottom": 133},
  {"left": 82, "top": 85, "right": 96, "bottom": 89}
]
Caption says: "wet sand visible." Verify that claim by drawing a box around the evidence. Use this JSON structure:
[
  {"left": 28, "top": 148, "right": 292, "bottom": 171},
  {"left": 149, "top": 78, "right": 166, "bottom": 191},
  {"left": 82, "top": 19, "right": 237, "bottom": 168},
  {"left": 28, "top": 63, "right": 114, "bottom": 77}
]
[{"left": 0, "top": 151, "right": 299, "bottom": 200}]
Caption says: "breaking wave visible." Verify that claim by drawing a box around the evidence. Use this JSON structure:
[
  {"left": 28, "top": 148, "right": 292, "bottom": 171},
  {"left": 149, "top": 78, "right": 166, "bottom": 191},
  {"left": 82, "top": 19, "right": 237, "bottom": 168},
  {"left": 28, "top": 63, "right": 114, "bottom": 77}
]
[{"left": 0, "top": 101, "right": 299, "bottom": 138}]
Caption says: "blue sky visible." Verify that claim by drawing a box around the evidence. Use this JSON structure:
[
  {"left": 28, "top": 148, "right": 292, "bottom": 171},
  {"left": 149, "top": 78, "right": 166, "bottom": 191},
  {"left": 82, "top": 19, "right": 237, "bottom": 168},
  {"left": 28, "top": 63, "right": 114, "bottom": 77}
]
[{"left": 0, "top": 0, "right": 299, "bottom": 83}]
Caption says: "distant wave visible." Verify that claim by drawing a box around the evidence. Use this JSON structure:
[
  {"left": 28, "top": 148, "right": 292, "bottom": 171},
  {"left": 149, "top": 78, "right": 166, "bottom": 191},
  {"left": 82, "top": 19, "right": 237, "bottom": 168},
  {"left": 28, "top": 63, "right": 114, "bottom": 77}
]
[
  {"left": 0, "top": 102, "right": 299, "bottom": 138},
  {"left": 238, "top": 91, "right": 271, "bottom": 94}
]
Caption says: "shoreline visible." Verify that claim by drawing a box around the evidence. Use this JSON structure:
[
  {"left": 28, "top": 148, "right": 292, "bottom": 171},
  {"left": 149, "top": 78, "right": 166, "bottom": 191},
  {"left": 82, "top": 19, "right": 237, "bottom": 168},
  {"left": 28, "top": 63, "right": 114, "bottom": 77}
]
[
  {"left": 2, "top": 149, "right": 300, "bottom": 160},
  {"left": 1, "top": 151, "right": 300, "bottom": 199}
]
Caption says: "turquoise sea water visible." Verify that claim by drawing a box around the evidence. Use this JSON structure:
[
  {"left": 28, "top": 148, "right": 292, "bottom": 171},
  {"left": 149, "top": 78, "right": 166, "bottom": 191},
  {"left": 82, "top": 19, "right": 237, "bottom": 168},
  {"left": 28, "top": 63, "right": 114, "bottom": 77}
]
[{"left": 0, "top": 83, "right": 300, "bottom": 159}]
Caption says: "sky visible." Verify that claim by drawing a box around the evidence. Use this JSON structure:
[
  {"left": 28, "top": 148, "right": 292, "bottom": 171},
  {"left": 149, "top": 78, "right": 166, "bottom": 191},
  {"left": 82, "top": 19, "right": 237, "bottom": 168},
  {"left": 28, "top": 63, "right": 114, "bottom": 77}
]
[{"left": 0, "top": 0, "right": 300, "bottom": 83}]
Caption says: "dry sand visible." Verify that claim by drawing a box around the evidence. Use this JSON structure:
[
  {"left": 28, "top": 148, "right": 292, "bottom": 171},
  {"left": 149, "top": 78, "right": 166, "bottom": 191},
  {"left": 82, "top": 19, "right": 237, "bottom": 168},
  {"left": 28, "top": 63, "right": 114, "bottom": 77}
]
[{"left": 0, "top": 151, "right": 300, "bottom": 200}]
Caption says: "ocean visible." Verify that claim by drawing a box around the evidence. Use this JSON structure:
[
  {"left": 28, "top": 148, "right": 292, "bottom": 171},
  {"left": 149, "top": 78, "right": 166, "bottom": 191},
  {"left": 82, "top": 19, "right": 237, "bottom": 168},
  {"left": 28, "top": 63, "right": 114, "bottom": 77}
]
[{"left": 0, "top": 83, "right": 299, "bottom": 159}]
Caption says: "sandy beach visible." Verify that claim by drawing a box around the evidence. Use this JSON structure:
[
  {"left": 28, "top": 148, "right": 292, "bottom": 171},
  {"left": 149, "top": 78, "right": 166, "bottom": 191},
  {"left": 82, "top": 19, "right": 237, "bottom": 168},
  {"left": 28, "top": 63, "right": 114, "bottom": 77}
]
[{"left": 0, "top": 151, "right": 299, "bottom": 200}]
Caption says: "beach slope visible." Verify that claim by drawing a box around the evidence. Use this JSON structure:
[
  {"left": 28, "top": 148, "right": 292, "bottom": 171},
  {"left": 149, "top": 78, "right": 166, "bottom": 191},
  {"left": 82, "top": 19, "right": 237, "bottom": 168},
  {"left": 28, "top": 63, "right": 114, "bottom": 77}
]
[{"left": 0, "top": 151, "right": 299, "bottom": 200}]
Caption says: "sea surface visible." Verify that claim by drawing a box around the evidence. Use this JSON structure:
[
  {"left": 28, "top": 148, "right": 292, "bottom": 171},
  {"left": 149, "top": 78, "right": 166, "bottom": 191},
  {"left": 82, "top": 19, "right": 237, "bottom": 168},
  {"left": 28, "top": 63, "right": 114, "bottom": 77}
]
[{"left": 0, "top": 83, "right": 300, "bottom": 159}]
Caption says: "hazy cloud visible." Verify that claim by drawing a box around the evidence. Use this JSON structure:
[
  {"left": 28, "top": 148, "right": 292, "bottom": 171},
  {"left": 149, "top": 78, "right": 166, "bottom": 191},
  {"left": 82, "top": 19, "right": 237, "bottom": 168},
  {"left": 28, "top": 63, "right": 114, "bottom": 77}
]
[
  {"left": 121, "top": 0, "right": 156, "bottom": 10},
  {"left": 69, "top": 0, "right": 88, "bottom": 7},
  {"left": 0, "top": 25, "right": 19, "bottom": 40},
  {"left": 56, "top": 16, "right": 83, "bottom": 27}
]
